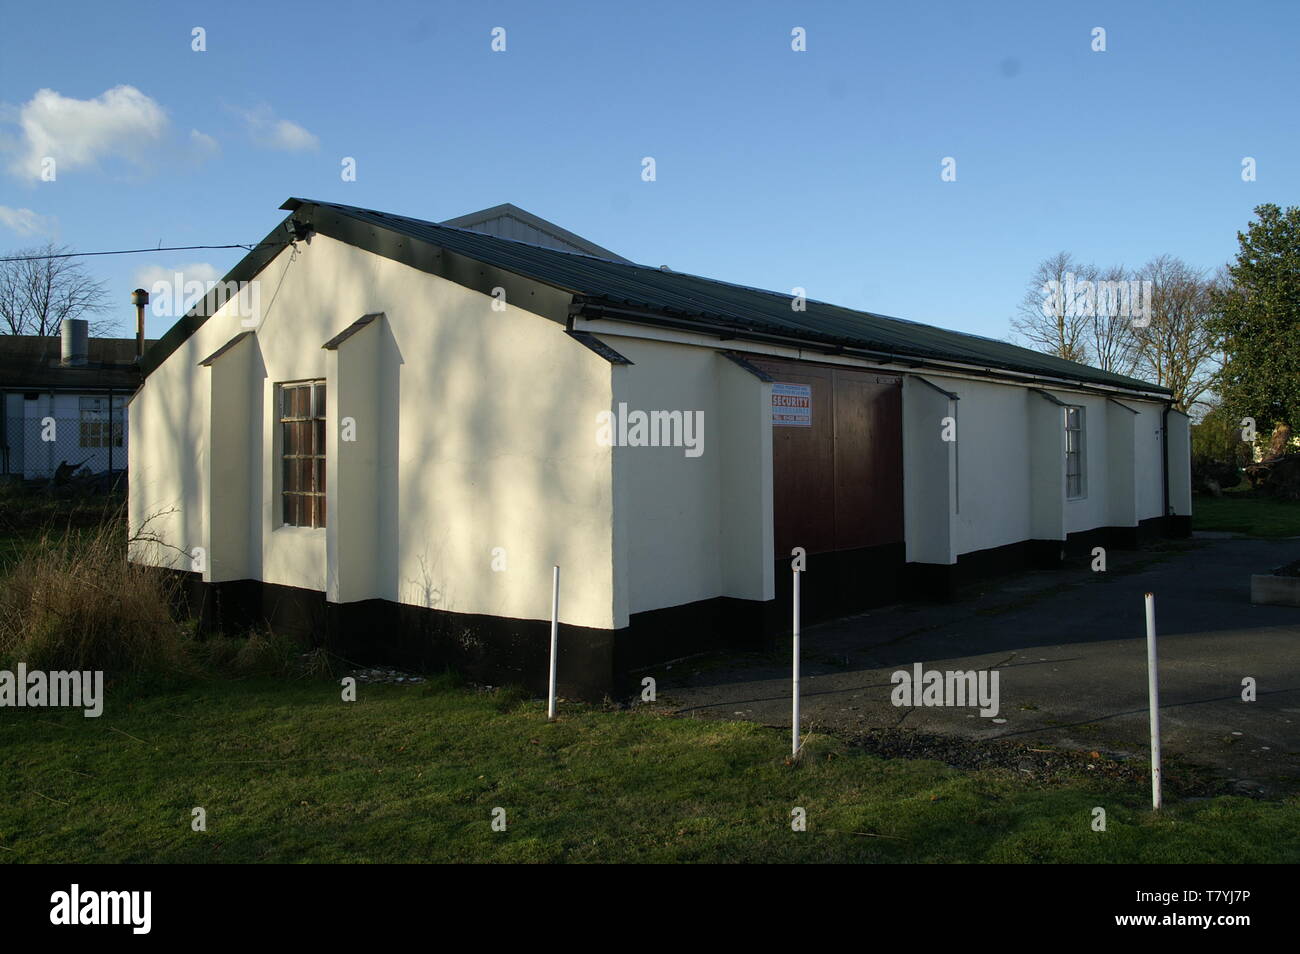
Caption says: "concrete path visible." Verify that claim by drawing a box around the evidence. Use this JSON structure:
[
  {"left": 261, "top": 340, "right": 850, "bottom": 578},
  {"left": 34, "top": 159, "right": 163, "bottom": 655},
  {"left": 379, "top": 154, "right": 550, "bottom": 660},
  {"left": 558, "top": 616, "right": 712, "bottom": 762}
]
[{"left": 660, "top": 536, "right": 1300, "bottom": 787}]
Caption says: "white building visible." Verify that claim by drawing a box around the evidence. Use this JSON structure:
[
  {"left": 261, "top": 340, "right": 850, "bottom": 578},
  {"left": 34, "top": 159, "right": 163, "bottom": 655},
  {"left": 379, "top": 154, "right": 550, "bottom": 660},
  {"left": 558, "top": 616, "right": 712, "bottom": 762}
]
[
  {"left": 129, "top": 199, "right": 1191, "bottom": 695},
  {"left": 1, "top": 321, "right": 143, "bottom": 480}
]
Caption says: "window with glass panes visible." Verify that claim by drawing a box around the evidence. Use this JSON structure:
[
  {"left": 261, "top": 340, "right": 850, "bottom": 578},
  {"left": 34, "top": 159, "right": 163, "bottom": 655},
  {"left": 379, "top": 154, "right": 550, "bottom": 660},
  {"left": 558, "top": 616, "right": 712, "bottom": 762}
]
[
  {"left": 79, "top": 396, "right": 123, "bottom": 448},
  {"left": 1065, "top": 405, "right": 1086, "bottom": 498},
  {"left": 280, "top": 380, "right": 326, "bottom": 527}
]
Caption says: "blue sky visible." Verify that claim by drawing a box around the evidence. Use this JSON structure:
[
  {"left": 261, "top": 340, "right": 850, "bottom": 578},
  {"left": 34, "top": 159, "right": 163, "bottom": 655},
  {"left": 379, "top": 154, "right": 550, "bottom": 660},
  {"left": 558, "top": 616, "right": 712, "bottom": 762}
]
[{"left": 1, "top": 0, "right": 1296, "bottom": 341}]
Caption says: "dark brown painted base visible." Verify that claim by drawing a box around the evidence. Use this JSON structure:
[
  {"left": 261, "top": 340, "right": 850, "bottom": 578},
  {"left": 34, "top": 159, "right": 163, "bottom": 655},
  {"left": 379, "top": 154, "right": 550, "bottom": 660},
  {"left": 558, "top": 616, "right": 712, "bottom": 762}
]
[
  {"left": 168, "top": 516, "right": 1187, "bottom": 699},
  {"left": 904, "top": 515, "right": 1188, "bottom": 599},
  {"left": 616, "top": 595, "right": 778, "bottom": 680},
  {"left": 171, "top": 571, "right": 774, "bottom": 701},
  {"left": 772, "top": 541, "right": 905, "bottom": 626}
]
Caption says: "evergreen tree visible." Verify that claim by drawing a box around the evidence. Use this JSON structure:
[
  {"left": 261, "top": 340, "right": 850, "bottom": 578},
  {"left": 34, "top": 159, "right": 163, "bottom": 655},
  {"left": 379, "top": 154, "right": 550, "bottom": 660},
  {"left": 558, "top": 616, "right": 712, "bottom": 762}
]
[{"left": 1210, "top": 204, "right": 1300, "bottom": 431}]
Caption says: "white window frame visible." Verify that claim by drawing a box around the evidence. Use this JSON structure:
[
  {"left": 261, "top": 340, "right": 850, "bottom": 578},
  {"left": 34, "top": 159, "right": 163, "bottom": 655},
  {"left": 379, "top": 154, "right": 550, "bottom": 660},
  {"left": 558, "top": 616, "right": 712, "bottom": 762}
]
[
  {"left": 1065, "top": 405, "right": 1086, "bottom": 499},
  {"left": 79, "top": 395, "right": 123, "bottom": 449},
  {"left": 277, "top": 379, "right": 327, "bottom": 529}
]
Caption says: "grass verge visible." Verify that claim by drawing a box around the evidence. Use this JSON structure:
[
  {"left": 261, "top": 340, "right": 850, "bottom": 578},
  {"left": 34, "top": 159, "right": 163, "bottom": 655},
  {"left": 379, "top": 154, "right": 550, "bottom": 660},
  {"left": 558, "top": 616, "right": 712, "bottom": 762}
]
[
  {"left": 1, "top": 678, "right": 1295, "bottom": 863},
  {"left": 1192, "top": 492, "right": 1300, "bottom": 538}
]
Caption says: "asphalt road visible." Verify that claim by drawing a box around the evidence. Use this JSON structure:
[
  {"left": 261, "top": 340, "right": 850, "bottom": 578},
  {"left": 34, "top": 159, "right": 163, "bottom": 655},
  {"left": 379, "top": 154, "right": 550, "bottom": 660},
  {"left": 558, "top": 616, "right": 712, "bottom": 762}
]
[{"left": 659, "top": 535, "right": 1300, "bottom": 788}]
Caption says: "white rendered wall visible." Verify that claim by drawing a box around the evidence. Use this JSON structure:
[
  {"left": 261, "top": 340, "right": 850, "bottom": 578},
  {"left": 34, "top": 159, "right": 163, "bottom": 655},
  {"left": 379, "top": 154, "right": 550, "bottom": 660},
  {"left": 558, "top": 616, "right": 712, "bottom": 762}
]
[
  {"left": 1166, "top": 409, "right": 1192, "bottom": 517},
  {"left": 1105, "top": 400, "right": 1139, "bottom": 528},
  {"left": 609, "top": 338, "right": 775, "bottom": 620},
  {"left": 1061, "top": 392, "right": 1109, "bottom": 535},
  {"left": 129, "top": 230, "right": 1187, "bottom": 629},
  {"left": 130, "top": 235, "right": 618, "bottom": 630},
  {"left": 907, "top": 377, "right": 1071, "bottom": 560},
  {"left": 204, "top": 333, "right": 256, "bottom": 582},
  {"left": 902, "top": 376, "right": 955, "bottom": 565},
  {"left": 904, "top": 376, "right": 1174, "bottom": 560},
  {"left": 948, "top": 379, "right": 1034, "bottom": 555},
  {"left": 718, "top": 356, "right": 775, "bottom": 601},
  {"left": 1133, "top": 403, "right": 1165, "bottom": 521},
  {"left": 325, "top": 318, "right": 381, "bottom": 605}
]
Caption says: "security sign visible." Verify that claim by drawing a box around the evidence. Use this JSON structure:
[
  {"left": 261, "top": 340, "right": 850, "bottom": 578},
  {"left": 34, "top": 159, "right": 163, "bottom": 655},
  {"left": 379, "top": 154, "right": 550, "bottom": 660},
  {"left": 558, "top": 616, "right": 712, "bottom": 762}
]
[{"left": 772, "top": 382, "right": 812, "bottom": 427}]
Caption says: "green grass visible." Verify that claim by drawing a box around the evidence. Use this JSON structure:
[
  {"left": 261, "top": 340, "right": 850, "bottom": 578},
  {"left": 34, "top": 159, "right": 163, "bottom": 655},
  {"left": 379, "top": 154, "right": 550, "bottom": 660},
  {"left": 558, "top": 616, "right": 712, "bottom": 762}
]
[
  {"left": 1192, "top": 491, "right": 1300, "bottom": 538},
  {"left": 0, "top": 488, "right": 125, "bottom": 572},
  {"left": 2, "top": 677, "right": 1295, "bottom": 863}
]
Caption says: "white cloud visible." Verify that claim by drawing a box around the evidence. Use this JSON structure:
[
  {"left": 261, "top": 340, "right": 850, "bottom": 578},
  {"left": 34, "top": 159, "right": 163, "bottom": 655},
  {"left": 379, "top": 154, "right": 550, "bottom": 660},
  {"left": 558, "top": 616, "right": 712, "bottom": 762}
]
[
  {"left": 133, "top": 263, "right": 222, "bottom": 317},
  {"left": 267, "top": 119, "right": 318, "bottom": 151},
  {"left": 188, "top": 129, "right": 219, "bottom": 159},
  {"left": 6, "top": 85, "right": 168, "bottom": 179},
  {"left": 0, "top": 205, "right": 57, "bottom": 237},
  {"left": 235, "top": 104, "right": 319, "bottom": 151}
]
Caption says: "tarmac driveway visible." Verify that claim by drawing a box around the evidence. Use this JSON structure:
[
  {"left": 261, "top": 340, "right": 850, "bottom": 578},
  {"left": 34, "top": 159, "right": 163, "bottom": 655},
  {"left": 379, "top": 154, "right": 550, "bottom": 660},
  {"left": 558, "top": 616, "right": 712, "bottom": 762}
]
[{"left": 659, "top": 535, "right": 1300, "bottom": 788}]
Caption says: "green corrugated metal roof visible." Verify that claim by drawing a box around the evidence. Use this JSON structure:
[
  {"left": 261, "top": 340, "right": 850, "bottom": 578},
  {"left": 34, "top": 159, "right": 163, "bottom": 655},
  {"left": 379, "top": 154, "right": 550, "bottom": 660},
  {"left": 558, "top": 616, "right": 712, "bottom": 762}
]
[
  {"left": 290, "top": 199, "right": 1169, "bottom": 395},
  {"left": 144, "top": 197, "right": 1172, "bottom": 397}
]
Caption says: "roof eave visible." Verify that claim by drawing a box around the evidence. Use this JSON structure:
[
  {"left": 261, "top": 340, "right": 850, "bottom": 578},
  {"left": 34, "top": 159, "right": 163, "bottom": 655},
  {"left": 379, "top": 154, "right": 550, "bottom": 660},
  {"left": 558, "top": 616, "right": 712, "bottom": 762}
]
[{"left": 571, "top": 300, "right": 1174, "bottom": 400}]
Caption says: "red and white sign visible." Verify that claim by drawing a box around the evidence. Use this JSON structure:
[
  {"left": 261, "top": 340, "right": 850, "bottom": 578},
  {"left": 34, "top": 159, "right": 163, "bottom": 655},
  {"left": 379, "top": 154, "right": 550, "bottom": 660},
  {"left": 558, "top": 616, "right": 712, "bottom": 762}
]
[{"left": 772, "top": 382, "right": 812, "bottom": 427}]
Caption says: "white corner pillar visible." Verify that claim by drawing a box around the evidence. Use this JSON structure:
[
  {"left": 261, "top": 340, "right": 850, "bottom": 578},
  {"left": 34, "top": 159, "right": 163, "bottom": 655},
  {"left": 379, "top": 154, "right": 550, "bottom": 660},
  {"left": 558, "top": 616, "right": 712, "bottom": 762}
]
[
  {"left": 717, "top": 353, "right": 775, "bottom": 601},
  {"left": 1106, "top": 399, "right": 1139, "bottom": 529},
  {"left": 324, "top": 314, "right": 383, "bottom": 605},
  {"left": 200, "top": 331, "right": 258, "bottom": 583},
  {"left": 1165, "top": 408, "right": 1192, "bottom": 517},
  {"left": 1028, "top": 389, "right": 1067, "bottom": 544},
  {"left": 902, "top": 376, "right": 957, "bottom": 565}
]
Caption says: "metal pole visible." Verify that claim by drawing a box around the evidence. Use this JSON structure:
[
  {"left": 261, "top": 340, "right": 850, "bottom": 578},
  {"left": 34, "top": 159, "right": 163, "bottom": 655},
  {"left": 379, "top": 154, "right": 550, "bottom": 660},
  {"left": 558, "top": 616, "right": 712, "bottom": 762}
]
[
  {"left": 131, "top": 289, "right": 149, "bottom": 359},
  {"left": 1145, "top": 592, "right": 1162, "bottom": 810},
  {"left": 547, "top": 565, "right": 560, "bottom": 721},
  {"left": 792, "top": 566, "right": 801, "bottom": 759},
  {"left": 47, "top": 389, "right": 54, "bottom": 477}
]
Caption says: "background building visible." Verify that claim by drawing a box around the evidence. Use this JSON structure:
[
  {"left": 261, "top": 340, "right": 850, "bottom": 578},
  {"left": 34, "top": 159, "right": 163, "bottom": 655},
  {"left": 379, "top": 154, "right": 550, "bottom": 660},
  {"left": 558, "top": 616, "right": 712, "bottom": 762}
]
[{"left": 0, "top": 319, "right": 148, "bottom": 480}]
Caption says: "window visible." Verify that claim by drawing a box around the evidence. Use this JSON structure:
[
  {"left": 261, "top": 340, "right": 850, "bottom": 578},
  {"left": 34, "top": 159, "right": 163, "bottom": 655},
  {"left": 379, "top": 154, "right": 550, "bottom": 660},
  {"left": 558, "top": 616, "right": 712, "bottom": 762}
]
[
  {"left": 280, "top": 380, "right": 326, "bottom": 527},
  {"left": 1065, "top": 405, "right": 1086, "bottom": 498},
  {"left": 79, "top": 396, "right": 123, "bottom": 448}
]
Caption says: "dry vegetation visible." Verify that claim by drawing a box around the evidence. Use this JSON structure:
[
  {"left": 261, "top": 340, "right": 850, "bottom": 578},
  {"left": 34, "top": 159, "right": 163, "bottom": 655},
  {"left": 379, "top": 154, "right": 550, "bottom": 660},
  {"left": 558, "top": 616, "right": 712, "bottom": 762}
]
[
  {"left": 0, "top": 513, "right": 191, "bottom": 677},
  {"left": 0, "top": 489, "right": 327, "bottom": 684}
]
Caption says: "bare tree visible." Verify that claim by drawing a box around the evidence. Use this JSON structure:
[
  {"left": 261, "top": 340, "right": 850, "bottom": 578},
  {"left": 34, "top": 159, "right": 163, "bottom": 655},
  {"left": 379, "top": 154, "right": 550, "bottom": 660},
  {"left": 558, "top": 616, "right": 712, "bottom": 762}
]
[
  {"left": 1087, "top": 263, "right": 1140, "bottom": 377},
  {"left": 1130, "top": 255, "right": 1220, "bottom": 413},
  {"left": 1010, "top": 251, "right": 1093, "bottom": 363},
  {"left": 0, "top": 243, "right": 110, "bottom": 336},
  {"left": 1012, "top": 252, "right": 1219, "bottom": 409}
]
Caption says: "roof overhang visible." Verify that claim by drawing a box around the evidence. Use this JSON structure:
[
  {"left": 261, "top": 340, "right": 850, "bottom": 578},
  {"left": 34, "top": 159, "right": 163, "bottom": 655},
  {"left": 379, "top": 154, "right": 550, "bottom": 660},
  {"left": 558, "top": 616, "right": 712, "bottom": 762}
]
[
  {"left": 139, "top": 198, "right": 1177, "bottom": 404},
  {"left": 571, "top": 306, "right": 1174, "bottom": 402}
]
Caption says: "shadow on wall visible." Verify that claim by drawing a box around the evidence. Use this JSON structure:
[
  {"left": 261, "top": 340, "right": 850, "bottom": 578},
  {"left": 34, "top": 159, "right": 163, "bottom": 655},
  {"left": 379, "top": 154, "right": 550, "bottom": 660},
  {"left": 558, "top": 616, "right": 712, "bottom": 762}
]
[{"left": 147, "top": 245, "right": 622, "bottom": 696}]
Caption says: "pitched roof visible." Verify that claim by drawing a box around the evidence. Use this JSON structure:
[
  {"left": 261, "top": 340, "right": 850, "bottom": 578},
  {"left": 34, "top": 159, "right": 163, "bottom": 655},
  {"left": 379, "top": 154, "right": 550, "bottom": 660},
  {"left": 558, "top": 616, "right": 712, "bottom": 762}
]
[
  {"left": 0, "top": 335, "right": 150, "bottom": 390},
  {"left": 440, "top": 203, "right": 630, "bottom": 262},
  {"left": 143, "top": 198, "right": 1173, "bottom": 398}
]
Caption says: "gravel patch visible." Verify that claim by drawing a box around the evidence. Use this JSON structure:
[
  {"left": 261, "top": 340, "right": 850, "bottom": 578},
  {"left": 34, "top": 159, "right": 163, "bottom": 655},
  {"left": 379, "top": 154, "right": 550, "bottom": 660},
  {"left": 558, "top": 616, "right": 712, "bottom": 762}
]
[
  {"left": 347, "top": 666, "right": 426, "bottom": 685},
  {"left": 839, "top": 725, "right": 1231, "bottom": 798}
]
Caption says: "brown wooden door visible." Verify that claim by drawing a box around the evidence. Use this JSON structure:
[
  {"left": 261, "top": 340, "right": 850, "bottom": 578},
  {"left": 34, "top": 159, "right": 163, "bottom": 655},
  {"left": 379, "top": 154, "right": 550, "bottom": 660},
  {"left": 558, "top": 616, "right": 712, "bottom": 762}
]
[
  {"left": 833, "top": 369, "right": 904, "bottom": 549},
  {"left": 751, "top": 359, "right": 903, "bottom": 557}
]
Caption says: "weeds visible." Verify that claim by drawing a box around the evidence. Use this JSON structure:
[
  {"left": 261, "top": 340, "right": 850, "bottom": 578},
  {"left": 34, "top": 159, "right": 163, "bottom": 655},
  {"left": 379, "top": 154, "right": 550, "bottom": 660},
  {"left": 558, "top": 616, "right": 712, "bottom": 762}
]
[
  {"left": 0, "top": 500, "right": 331, "bottom": 685},
  {"left": 0, "top": 509, "right": 192, "bottom": 680}
]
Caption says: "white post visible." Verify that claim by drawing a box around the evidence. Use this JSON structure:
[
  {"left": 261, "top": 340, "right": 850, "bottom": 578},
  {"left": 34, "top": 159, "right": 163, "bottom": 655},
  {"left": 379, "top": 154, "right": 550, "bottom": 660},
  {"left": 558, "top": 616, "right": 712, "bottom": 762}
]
[
  {"left": 792, "top": 566, "right": 801, "bottom": 760},
  {"left": 1145, "top": 592, "right": 1162, "bottom": 810},
  {"left": 547, "top": 565, "right": 560, "bottom": 722}
]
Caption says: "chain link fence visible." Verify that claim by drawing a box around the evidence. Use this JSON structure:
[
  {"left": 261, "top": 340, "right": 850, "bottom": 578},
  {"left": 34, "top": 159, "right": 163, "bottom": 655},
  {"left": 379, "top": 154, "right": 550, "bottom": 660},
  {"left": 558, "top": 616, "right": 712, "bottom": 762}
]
[{"left": 2, "top": 415, "right": 128, "bottom": 481}]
